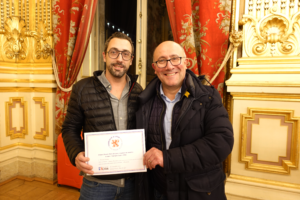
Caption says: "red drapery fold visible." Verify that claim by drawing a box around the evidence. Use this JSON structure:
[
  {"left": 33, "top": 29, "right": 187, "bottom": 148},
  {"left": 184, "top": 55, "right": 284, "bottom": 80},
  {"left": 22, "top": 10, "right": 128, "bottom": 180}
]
[
  {"left": 53, "top": 0, "right": 98, "bottom": 134},
  {"left": 166, "top": 0, "right": 231, "bottom": 97}
]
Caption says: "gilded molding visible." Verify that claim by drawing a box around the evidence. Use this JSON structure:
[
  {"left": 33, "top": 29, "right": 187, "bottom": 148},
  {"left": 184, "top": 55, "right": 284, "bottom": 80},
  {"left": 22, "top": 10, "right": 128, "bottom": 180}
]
[
  {"left": 222, "top": 0, "right": 236, "bottom": 177},
  {"left": 33, "top": 97, "right": 49, "bottom": 140},
  {"left": 0, "top": 79, "right": 56, "bottom": 83},
  {"left": 240, "top": 108, "right": 300, "bottom": 174},
  {"left": 0, "top": 87, "right": 56, "bottom": 93},
  {"left": 229, "top": 174, "right": 300, "bottom": 190},
  {"left": 231, "top": 93, "right": 300, "bottom": 102},
  {"left": 231, "top": 67, "right": 300, "bottom": 74},
  {"left": 5, "top": 97, "right": 28, "bottom": 139},
  {"left": 0, "top": 62, "right": 52, "bottom": 68},
  {"left": 226, "top": 81, "right": 300, "bottom": 87},
  {"left": 0, "top": 69, "right": 53, "bottom": 74},
  {"left": 0, "top": 143, "right": 54, "bottom": 151}
]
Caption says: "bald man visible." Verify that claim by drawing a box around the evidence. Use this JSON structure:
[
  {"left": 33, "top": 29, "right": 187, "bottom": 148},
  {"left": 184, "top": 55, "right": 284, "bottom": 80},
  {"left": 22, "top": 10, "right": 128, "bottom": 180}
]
[{"left": 135, "top": 41, "right": 234, "bottom": 200}]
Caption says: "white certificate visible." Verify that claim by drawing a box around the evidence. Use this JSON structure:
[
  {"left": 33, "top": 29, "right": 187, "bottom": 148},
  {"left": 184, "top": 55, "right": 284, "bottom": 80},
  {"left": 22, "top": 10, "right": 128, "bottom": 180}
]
[{"left": 84, "top": 129, "right": 146, "bottom": 175}]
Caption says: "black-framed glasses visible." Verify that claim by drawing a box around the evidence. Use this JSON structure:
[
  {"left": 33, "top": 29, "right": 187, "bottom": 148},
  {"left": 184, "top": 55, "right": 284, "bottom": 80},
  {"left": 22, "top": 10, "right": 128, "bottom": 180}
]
[
  {"left": 153, "top": 57, "right": 185, "bottom": 68},
  {"left": 107, "top": 49, "right": 132, "bottom": 61}
]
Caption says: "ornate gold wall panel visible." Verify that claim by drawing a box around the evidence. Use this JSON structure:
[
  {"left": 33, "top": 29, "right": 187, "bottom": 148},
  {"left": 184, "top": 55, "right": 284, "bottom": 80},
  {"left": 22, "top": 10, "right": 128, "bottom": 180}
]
[
  {"left": 33, "top": 97, "right": 49, "bottom": 140},
  {"left": 240, "top": 107, "right": 300, "bottom": 174},
  {"left": 5, "top": 97, "right": 28, "bottom": 139},
  {"left": 240, "top": 2, "right": 300, "bottom": 57},
  {"left": 0, "top": 0, "right": 52, "bottom": 67},
  {"left": 237, "top": 0, "right": 300, "bottom": 72}
]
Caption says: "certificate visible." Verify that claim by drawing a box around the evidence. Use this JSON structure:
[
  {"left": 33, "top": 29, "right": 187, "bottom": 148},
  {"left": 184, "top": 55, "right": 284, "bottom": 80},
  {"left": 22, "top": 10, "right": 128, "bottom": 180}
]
[{"left": 84, "top": 129, "right": 146, "bottom": 175}]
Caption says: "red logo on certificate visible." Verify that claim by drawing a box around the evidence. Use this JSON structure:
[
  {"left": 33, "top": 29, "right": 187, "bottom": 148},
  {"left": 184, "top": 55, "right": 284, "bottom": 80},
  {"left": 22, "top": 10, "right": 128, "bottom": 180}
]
[
  {"left": 111, "top": 139, "right": 119, "bottom": 147},
  {"left": 108, "top": 136, "right": 122, "bottom": 150}
]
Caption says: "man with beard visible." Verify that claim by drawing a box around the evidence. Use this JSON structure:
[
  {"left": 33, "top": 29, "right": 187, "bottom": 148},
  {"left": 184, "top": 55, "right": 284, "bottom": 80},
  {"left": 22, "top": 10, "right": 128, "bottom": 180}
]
[{"left": 62, "top": 32, "right": 143, "bottom": 200}]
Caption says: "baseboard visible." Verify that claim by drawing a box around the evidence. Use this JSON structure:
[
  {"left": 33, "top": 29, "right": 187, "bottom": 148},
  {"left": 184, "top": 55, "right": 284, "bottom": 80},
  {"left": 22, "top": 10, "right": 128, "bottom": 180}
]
[{"left": 0, "top": 175, "right": 57, "bottom": 186}]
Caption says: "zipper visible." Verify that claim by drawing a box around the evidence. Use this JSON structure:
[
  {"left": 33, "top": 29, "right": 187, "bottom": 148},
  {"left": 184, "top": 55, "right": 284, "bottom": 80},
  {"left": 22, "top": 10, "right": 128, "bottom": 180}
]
[
  {"left": 157, "top": 93, "right": 166, "bottom": 151},
  {"left": 171, "top": 92, "right": 186, "bottom": 136},
  {"left": 174, "top": 92, "right": 208, "bottom": 133}
]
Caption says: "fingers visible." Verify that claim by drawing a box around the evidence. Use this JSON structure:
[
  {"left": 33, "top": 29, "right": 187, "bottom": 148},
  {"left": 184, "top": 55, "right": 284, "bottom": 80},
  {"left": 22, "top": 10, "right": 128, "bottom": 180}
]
[
  {"left": 143, "top": 147, "right": 164, "bottom": 170},
  {"left": 75, "top": 152, "right": 94, "bottom": 174}
]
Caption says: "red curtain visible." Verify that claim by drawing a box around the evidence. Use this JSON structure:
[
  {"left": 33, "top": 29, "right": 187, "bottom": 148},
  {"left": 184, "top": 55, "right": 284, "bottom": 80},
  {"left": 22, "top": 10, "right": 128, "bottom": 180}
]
[
  {"left": 166, "top": 0, "right": 231, "bottom": 97},
  {"left": 52, "top": 0, "right": 98, "bottom": 134}
]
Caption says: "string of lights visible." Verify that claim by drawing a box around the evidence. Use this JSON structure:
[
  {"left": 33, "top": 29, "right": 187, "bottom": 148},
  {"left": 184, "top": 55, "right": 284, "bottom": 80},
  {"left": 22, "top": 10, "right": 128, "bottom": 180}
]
[{"left": 106, "top": 22, "right": 130, "bottom": 37}]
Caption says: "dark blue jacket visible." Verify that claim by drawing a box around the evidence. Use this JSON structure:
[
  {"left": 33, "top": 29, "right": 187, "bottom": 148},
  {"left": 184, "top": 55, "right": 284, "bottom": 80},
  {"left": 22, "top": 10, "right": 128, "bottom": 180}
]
[{"left": 135, "top": 69, "right": 234, "bottom": 200}]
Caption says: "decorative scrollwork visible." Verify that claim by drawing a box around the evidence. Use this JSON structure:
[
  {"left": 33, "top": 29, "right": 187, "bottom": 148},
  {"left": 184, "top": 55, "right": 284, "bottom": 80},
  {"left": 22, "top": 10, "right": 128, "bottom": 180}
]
[
  {"left": 239, "top": 7, "right": 300, "bottom": 57},
  {"left": 34, "top": 21, "right": 52, "bottom": 59},
  {"left": 278, "top": 41, "right": 295, "bottom": 54},
  {"left": 3, "top": 16, "right": 27, "bottom": 61},
  {"left": 252, "top": 42, "right": 268, "bottom": 55},
  {"left": 0, "top": 0, "right": 53, "bottom": 65}
]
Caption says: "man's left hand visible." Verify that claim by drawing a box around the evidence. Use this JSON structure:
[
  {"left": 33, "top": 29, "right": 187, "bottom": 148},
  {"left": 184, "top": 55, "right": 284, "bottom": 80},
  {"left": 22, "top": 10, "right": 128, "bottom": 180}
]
[{"left": 143, "top": 147, "right": 164, "bottom": 170}]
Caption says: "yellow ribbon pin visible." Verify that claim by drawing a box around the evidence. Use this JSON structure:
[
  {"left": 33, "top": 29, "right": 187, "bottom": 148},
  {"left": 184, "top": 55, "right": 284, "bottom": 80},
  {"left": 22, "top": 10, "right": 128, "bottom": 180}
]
[{"left": 184, "top": 91, "right": 190, "bottom": 98}]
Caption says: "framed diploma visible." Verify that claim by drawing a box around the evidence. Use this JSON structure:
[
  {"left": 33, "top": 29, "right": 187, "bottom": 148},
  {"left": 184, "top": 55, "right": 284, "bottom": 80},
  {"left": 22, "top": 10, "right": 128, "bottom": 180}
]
[{"left": 84, "top": 129, "right": 146, "bottom": 175}]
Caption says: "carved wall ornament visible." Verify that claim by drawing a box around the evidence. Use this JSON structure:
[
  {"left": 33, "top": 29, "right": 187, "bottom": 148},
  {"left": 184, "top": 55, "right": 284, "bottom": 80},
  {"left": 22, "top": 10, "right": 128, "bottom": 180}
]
[
  {"left": 3, "top": 16, "right": 27, "bottom": 61},
  {"left": 34, "top": 21, "right": 52, "bottom": 60},
  {"left": 0, "top": 0, "right": 52, "bottom": 66},
  {"left": 229, "top": 30, "right": 243, "bottom": 48},
  {"left": 239, "top": 6, "right": 300, "bottom": 57}
]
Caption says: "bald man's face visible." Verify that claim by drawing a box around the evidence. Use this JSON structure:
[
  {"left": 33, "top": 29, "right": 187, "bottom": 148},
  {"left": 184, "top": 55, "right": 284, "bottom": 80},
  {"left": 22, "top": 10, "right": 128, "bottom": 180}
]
[{"left": 152, "top": 42, "right": 187, "bottom": 91}]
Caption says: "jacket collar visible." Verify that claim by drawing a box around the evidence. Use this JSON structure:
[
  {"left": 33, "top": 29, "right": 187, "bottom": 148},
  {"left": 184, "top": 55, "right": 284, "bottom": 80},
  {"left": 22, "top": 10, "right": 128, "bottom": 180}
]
[{"left": 138, "top": 69, "right": 208, "bottom": 105}]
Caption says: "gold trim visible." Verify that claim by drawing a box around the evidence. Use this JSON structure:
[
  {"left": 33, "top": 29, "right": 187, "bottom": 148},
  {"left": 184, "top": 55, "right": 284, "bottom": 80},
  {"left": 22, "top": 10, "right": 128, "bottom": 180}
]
[
  {"left": 231, "top": 93, "right": 300, "bottom": 102},
  {"left": 0, "top": 87, "right": 56, "bottom": 93},
  {"left": 229, "top": 174, "right": 300, "bottom": 190},
  {"left": 0, "top": 143, "right": 55, "bottom": 150},
  {"left": 226, "top": 81, "right": 300, "bottom": 87},
  {"left": 221, "top": 0, "right": 236, "bottom": 178},
  {"left": 33, "top": 97, "right": 49, "bottom": 140},
  {"left": 0, "top": 63, "right": 52, "bottom": 68},
  {"left": 240, "top": 108, "right": 300, "bottom": 174},
  {"left": 238, "top": 57, "right": 300, "bottom": 65},
  {"left": 5, "top": 97, "right": 28, "bottom": 139},
  {"left": 0, "top": 79, "right": 56, "bottom": 83},
  {"left": 0, "top": 69, "right": 53, "bottom": 74},
  {"left": 231, "top": 67, "right": 300, "bottom": 74}
]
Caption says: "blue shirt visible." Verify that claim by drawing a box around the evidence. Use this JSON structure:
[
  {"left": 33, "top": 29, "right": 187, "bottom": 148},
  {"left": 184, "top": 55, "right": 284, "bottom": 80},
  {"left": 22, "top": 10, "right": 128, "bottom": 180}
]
[{"left": 160, "top": 84, "right": 182, "bottom": 150}]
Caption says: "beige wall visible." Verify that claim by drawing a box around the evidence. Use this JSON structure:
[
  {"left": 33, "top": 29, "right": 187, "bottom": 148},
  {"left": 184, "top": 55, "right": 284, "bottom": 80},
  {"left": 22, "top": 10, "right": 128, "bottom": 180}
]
[
  {"left": 226, "top": 0, "right": 300, "bottom": 199},
  {"left": 0, "top": 0, "right": 57, "bottom": 183}
]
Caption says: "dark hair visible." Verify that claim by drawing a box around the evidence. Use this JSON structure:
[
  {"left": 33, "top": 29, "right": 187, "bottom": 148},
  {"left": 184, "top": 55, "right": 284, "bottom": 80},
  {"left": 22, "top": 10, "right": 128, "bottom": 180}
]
[{"left": 104, "top": 32, "right": 134, "bottom": 55}]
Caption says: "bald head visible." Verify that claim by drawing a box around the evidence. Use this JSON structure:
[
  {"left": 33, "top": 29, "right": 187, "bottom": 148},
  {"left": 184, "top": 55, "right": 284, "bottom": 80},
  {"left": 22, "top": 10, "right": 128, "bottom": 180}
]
[{"left": 153, "top": 41, "right": 186, "bottom": 62}]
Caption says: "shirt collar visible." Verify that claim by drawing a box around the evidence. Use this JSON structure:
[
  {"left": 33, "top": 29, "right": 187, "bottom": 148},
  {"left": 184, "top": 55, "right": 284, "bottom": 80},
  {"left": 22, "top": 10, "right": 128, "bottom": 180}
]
[
  {"left": 98, "top": 71, "right": 131, "bottom": 90},
  {"left": 159, "top": 83, "right": 182, "bottom": 102}
]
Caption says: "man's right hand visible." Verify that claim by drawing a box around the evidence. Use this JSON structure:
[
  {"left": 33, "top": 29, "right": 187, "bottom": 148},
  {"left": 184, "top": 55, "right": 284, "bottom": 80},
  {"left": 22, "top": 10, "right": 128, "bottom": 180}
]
[{"left": 75, "top": 152, "right": 94, "bottom": 175}]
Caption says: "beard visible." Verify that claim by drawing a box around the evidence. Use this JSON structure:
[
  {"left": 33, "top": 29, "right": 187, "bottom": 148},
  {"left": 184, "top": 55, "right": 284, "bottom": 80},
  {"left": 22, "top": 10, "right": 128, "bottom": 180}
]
[{"left": 107, "top": 63, "right": 129, "bottom": 78}]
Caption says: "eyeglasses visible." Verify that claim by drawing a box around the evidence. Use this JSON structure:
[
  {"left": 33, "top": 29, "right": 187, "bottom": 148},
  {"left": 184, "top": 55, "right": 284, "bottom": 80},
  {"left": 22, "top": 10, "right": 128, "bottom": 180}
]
[
  {"left": 153, "top": 57, "right": 185, "bottom": 68},
  {"left": 107, "top": 49, "right": 132, "bottom": 61}
]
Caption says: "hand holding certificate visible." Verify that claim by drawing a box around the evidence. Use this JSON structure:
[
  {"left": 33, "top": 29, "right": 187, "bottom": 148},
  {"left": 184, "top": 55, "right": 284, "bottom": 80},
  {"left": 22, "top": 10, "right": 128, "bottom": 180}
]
[{"left": 84, "top": 129, "right": 146, "bottom": 175}]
